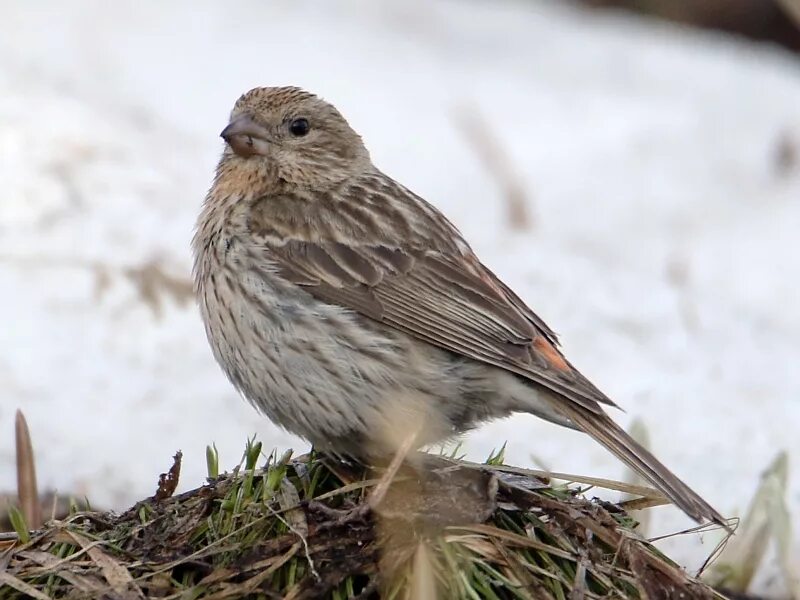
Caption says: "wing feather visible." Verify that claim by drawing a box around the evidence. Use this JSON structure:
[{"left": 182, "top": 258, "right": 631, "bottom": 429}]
[{"left": 263, "top": 240, "right": 615, "bottom": 412}]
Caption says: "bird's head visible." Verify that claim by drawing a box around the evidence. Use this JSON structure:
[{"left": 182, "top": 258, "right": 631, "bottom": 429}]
[{"left": 217, "top": 87, "right": 370, "bottom": 192}]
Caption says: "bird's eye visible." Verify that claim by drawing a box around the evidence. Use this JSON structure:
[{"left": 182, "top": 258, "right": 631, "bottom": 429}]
[{"left": 289, "top": 118, "right": 310, "bottom": 137}]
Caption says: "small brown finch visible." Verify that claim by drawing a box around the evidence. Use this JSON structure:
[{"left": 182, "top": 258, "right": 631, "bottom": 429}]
[{"left": 193, "top": 86, "right": 726, "bottom": 528}]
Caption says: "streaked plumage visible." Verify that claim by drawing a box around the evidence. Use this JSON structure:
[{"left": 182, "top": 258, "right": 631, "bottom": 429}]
[{"left": 193, "top": 86, "right": 727, "bottom": 528}]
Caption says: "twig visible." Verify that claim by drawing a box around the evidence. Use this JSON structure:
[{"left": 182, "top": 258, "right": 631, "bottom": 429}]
[
  {"left": 621, "top": 418, "right": 652, "bottom": 536},
  {"left": 270, "top": 479, "right": 320, "bottom": 582},
  {"left": 369, "top": 430, "right": 418, "bottom": 510},
  {"left": 702, "top": 452, "right": 794, "bottom": 593},
  {"left": 453, "top": 105, "right": 534, "bottom": 231},
  {"left": 411, "top": 542, "right": 438, "bottom": 600},
  {"left": 153, "top": 451, "right": 182, "bottom": 501},
  {"left": 775, "top": 0, "right": 800, "bottom": 27},
  {"left": 0, "top": 254, "right": 193, "bottom": 317},
  {"left": 15, "top": 410, "right": 42, "bottom": 529}
]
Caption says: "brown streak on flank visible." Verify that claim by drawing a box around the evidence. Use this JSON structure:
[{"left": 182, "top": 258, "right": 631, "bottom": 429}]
[{"left": 533, "top": 336, "right": 570, "bottom": 372}]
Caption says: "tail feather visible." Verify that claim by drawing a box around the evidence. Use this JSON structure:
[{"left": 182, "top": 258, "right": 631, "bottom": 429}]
[{"left": 551, "top": 401, "right": 730, "bottom": 532}]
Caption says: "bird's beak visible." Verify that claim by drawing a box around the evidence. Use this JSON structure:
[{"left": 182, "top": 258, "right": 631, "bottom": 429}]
[{"left": 220, "top": 114, "right": 271, "bottom": 158}]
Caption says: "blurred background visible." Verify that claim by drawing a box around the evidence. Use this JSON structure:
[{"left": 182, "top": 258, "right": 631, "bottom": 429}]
[{"left": 1, "top": 0, "right": 799, "bottom": 594}]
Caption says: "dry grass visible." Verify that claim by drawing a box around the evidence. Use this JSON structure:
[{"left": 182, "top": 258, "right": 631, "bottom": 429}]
[{"left": 0, "top": 441, "right": 729, "bottom": 600}]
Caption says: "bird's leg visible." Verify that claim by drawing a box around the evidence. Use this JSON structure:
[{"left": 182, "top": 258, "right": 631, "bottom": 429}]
[{"left": 309, "top": 431, "right": 419, "bottom": 529}]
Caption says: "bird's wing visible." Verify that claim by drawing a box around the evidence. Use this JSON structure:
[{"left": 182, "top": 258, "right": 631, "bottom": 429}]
[{"left": 254, "top": 239, "right": 615, "bottom": 413}]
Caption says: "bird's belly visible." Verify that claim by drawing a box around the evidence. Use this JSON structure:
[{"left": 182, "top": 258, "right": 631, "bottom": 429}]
[
  {"left": 199, "top": 262, "right": 560, "bottom": 455},
  {"left": 201, "top": 266, "right": 466, "bottom": 454}
]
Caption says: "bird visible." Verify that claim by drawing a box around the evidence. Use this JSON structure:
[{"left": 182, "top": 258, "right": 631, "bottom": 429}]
[{"left": 192, "top": 86, "right": 727, "bottom": 529}]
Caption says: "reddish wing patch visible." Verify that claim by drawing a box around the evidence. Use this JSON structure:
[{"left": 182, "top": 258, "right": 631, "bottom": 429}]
[{"left": 533, "top": 336, "right": 570, "bottom": 372}]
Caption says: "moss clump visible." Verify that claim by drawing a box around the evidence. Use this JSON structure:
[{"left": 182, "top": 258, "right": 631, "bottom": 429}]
[{"left": 0, "top": 446, "right": 724, "bottom": 599}]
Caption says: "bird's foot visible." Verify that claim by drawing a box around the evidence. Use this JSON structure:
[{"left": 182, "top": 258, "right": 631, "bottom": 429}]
[{"left": 308, "top": 500, "right": 372, "bottom": 530}]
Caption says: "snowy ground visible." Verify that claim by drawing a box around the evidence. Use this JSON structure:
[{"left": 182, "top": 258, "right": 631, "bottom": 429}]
[{"left": 1, "top": 0, "right": 799, "bottom": 592}]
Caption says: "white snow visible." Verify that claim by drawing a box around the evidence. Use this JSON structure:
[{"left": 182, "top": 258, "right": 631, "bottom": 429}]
[{"left": 1, "top": 0, "right": 799, "bottom": 592}]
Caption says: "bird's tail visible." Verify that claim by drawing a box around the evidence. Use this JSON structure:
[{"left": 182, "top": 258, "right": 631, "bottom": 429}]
[{"left": 551, "top": 401, "right": 730, "bottom": 532}]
